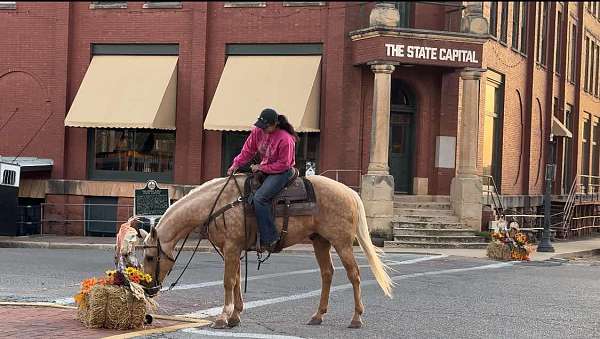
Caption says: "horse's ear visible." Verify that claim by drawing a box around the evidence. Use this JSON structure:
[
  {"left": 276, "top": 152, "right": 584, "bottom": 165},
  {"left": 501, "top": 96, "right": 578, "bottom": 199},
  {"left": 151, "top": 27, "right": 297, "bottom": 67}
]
[{"left": 138, "top": 229, "right": 149, "bottom": 239}]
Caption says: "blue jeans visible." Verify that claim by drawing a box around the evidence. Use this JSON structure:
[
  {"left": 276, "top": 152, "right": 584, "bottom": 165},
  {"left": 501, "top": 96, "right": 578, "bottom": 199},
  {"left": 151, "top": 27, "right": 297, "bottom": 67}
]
[{"left": 252, "top": 169, "right": 293, "bottom": 245}]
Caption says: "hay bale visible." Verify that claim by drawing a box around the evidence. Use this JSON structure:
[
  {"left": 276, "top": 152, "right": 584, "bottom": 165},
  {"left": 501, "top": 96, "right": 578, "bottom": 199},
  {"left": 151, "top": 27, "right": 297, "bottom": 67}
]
[
  {"left": 77, "top": 284, "right": 146, "bottom": 330},
  {"left": 486, "top": 242, "right": 512, "bottom": 261}
]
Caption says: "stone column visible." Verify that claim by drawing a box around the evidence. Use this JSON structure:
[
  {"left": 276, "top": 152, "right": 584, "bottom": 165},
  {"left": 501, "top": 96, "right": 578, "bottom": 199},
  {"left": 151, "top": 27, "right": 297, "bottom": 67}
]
[
  {"left": 361, "top": 63, "right": 395, "bottom": 242},
  {"left": 451, "top": 68, "right": 486, "bottom": 230}
]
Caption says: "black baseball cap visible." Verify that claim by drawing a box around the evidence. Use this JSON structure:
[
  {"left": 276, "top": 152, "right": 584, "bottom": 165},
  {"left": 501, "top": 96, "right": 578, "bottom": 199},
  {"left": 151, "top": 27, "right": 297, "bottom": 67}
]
[{"left": 254, "top": 108, "right": 278, "bottom": 129}]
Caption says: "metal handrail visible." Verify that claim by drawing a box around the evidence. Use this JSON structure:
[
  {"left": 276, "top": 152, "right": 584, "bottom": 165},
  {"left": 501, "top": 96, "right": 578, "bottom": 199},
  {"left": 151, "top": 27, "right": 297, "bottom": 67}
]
[
  {"left": 561, "top": 175, "right": 579, "bottom": 237},
  {"left": 40, "top": 202, "right": 135, "bottom": 237},
  {"left": 560, "top": 174, "right": 600, "bottom": 238},
  {"left": 481, "top": 175, "right": 505, "bottom": 220}
]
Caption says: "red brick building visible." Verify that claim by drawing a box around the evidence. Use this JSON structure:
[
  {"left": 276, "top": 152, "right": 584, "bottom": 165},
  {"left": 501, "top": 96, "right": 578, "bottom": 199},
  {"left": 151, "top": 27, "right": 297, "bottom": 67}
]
[{"left": 0, "top": 1, "right": 599, "bottom": 236}]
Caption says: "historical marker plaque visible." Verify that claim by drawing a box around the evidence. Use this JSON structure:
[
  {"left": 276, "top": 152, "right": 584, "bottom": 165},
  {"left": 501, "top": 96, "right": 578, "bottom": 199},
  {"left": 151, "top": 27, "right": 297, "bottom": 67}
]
[{"left": 134, "top": 180, "right": 169, "bottom": 216}]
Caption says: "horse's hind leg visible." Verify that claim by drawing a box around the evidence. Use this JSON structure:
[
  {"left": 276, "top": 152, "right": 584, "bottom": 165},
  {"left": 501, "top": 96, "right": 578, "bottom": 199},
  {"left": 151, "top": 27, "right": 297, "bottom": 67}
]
[
  {"left": 307, "top": 235, "right": 334, "bottom": 325},
  {"left": 333, "top": 243, "right": 364, "bottom": 328}
]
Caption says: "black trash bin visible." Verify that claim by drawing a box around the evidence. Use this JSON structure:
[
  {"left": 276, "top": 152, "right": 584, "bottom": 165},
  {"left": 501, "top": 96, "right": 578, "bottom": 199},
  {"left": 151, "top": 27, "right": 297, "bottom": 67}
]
[{"left": 0, "top": 162, "right": 20, "bottom": 236}]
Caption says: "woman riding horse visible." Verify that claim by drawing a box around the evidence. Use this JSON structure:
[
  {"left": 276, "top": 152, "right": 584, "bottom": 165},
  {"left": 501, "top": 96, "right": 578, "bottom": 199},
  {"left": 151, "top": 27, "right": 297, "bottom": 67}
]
[
  {"left": 227, "top": 108, "right": 298, "bottom": 252},
  {"left": 139, "top": 110, "right": 393, "bottom": 329}
]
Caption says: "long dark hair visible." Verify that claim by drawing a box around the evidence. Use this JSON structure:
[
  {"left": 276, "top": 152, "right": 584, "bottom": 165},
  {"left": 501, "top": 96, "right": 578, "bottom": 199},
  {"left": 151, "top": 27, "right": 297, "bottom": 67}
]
[{"left": 277, "top": 115, "right": 299, "bottom": 141}]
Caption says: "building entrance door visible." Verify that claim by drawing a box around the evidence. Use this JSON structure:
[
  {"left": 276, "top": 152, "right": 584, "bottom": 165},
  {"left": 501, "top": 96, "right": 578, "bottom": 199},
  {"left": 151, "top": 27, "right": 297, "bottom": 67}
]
[{"left": 388, "top": 80, "right": 416, "bottom": 194}]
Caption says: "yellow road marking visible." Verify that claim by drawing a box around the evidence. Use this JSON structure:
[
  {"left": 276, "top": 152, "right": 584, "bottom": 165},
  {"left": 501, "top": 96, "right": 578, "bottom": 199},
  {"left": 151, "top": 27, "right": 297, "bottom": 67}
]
[
  {"left": 102, "top": 320, "right": 211, "bottom": 339},
  {"left": 0, "top": 301, "right": 77, "bottom": 309}
]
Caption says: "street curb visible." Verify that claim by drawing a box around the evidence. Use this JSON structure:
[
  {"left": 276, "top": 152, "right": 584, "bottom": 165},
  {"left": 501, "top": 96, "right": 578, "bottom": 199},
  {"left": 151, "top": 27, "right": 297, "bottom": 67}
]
[{"left": 554, "top": 248, "right": 600, "bottom": 259}]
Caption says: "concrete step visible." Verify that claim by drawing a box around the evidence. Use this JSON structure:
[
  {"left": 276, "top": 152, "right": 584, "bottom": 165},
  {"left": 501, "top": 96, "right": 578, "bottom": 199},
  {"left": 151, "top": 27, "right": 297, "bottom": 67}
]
[
  {"left": 394, "top": 195, "right": 450, "bottom": 203},
  {"left": 393, "top": 228, "right": 477, "bottom": 237},
  {"left": 393, "top": 202, "right": 451, "bottom": 210},
  {"left": 384, "top": 241, "right": 489, "bottom": 249},
  {"left": 393, "top": 220, "right": 466, "bottom": 229},
  {"left": 394, "top": 215, "right": 460, "bottom": 223},
  {"left": 393, "top": 235, "right": 486, "bottom": 244},
  {"left": 394, "top": 208, "right": 454, "bottom": 216}
]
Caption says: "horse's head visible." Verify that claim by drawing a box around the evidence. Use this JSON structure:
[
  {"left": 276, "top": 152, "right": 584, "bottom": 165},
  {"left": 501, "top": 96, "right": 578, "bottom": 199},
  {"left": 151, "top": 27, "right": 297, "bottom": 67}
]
[{"left": 138, "top": 226, "right": 176, "bottom": 297}]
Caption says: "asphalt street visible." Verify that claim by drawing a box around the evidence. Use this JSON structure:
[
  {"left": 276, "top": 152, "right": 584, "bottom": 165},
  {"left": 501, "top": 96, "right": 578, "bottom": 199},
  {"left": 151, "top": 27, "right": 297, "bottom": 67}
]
[{"left": 1, "top": 248, "right": 599, "bottom": 338}]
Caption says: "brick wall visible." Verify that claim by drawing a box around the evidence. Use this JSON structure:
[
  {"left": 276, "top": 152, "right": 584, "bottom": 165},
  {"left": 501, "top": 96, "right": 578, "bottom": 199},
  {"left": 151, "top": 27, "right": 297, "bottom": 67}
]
[{"left": 2, "top": 2, "right": 599, "bottom": 238}]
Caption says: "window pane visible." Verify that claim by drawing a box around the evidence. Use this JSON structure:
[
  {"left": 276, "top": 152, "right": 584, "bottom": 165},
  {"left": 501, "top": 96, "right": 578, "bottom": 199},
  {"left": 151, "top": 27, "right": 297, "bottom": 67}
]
[
  {"left": 555, "top": 10, "right": 562, "bottom": 73},
  {"left": 585, "top": 36, "right": 590, "bottom": 92},
  {"left": 395, "top": 2, "right": 411, "bottom": 28},
  {"left": 490, "top": 2, "right": 498, "bottom": 37},
  {"left": 512, "top": 2, "right": 520, "bottom": 49},
  {"left": 570, "top": 23, "right": 577, "bottom": 82},
  {"left": 296, "top": 133, "right": 320, "bottom": 176},
  {"left": 94, "top": 129, "right": 175, "bottom": 174},
  {"left": 520, "top": 2, "right": 528, "bottom": 54},
  {"left": 500, "top": 2, "right": 508, "bottom": 43},
  {"left": 541, "top": 2, "right": 548, "bottom": 64}
]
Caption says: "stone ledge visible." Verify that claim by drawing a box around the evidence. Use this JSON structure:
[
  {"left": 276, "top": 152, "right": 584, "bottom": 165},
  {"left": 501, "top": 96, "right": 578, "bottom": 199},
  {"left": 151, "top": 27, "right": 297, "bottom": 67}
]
[
  {"left": 89, "top": 2, "right": 128, "bottom": 9},
  {"left": 0, "top": 2, "right": 16, "bottom": 10},
  {"left": 143, "top": 2, "right": 182, "bottom": 9},
  {"left": 224, "top": 2, "right": 266, "bottom": 8},
  {"left": 282, "top": 1, "right": 326, "bottom": 6}
]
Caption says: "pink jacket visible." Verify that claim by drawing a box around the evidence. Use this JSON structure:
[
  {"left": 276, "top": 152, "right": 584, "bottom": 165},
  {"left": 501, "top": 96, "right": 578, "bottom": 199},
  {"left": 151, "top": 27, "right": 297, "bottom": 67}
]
[{"left": 232, "top": 127, "right": 296, "bottom": 174}]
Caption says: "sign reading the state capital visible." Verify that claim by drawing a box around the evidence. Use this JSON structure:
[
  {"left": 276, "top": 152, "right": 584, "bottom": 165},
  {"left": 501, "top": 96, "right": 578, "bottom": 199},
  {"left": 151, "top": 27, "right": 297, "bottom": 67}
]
[{"left": 385, "top": 43, "right": 479, "bottom": 64}]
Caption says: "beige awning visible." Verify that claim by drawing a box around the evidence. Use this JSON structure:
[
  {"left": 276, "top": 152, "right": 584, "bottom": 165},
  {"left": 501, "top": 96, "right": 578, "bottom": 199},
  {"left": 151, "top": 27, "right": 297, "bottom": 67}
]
[
  {"left": 552, "top": 116, "right": 573, "bottom": 138},
  {"left": 204, "top": 55, "right": 321, "bottom": 132},
  {"left": 65, "top": 55, "right": 178, "bottom": 130}
]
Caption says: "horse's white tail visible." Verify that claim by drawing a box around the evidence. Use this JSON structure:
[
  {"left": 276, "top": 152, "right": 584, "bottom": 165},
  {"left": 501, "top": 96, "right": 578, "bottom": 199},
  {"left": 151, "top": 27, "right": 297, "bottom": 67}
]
[{"left": 349, "top": 189, "right": 394, "bottom": 298}]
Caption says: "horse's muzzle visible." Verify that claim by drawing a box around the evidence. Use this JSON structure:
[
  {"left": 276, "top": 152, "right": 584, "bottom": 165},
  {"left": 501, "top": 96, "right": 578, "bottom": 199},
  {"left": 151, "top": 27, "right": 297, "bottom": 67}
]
[{"left": 144, "top": 285, "right": 161, "bottom": 297}]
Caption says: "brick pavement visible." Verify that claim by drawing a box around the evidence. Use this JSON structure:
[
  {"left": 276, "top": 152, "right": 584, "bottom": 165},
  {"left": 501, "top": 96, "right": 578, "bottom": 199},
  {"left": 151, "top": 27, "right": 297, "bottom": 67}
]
[{"left": 0, "top": 305, "right": 191, "bottom": 338}]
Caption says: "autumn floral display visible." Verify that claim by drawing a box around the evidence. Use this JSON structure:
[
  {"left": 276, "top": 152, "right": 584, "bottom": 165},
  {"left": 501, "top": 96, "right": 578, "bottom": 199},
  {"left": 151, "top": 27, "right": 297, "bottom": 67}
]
[
  {"left": 74, "top": 267, "right": 152, "bottom": 306},
  {"left": 487, "top": 225, "right": 534, "bottom": 261}
]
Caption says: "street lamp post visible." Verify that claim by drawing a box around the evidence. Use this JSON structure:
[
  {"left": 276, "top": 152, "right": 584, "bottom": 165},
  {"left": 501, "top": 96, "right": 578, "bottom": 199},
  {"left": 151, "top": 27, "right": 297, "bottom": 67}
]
[{"left": 538, "top": 136, "right": 556, "bottom": 252}]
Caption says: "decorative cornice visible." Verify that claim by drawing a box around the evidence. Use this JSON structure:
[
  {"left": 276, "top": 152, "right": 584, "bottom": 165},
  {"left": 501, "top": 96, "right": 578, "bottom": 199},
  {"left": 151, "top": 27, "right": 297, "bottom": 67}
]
[
  {"left": 349, "top": 26, "right": 488, "bottom": 45},
  {"left": 370, "top": 64, "right": 395, "bottom": 74},
  {"left": 460, "top": 67, "right": 487, "bottom": 80}
]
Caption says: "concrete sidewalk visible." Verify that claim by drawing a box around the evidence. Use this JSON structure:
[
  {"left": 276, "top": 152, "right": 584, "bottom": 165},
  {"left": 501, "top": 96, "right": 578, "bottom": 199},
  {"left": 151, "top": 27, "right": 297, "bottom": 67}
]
[{"left": 1, "top": 234, "right": 599, "bottom": 261}]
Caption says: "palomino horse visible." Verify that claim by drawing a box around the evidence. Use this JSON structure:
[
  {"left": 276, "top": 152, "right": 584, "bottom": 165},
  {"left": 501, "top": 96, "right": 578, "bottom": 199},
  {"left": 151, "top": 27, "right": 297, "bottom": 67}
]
[{"left": 139, "top": 174, "right": 393, "bottom": 329}]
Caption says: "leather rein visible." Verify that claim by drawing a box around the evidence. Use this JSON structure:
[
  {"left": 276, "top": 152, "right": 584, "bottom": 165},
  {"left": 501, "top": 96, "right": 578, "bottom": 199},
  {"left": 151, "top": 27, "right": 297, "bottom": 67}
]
[{"left": 142, "top": 173, "right": 247, "bottom": 294}]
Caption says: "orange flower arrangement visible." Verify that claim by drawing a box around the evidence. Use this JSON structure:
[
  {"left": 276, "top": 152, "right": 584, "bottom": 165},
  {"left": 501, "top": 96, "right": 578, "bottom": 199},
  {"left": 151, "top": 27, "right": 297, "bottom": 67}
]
[
  {"left": 490, "top": 227, "right": 533, "bottom": 261},
  {"left": 74, "top": 267, "right": 152, "bottom": 306},
  {"left": 74, "top": 277, "right": 111, "bottom": 305}
]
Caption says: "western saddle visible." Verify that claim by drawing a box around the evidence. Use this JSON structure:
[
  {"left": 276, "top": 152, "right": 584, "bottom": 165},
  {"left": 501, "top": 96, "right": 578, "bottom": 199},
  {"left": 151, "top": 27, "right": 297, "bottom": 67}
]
[{"left": 244, "top": 168, "right": 318, "bottom": 252}]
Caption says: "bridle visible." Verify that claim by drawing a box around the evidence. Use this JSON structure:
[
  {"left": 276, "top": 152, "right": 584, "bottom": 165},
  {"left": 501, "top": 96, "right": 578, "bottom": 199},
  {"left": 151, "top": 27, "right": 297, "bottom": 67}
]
[
  {"left": 139, "top": 173, "right": 247, "bottom": 295},
  {"left": 142, "top": 234, "right": 175, "bottom": 295}
]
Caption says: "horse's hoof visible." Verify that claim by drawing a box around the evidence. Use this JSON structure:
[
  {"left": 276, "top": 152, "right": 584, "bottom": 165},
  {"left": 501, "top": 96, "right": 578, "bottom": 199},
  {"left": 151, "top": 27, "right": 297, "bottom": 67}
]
[
  {"left": 348, "top": 320, "right": 362, "bottom": 329},
  {"left": 307, "top": 317, "right": 322, "bottom": 325},
  {"left": 228, "top": 318, "right": 241, "bottom": 328},
  {"left": 211, "top": 319, "right": 229, "bottom": 329}
]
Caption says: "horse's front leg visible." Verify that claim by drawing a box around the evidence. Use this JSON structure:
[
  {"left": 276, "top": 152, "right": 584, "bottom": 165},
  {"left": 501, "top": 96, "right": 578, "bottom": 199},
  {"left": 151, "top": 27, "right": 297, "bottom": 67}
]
[
  {"left": 212, "top": 248, "right": 241, "bottom": 329},
  {"left": 228, "top": 261, "right": 243, "bottom": 327}
]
